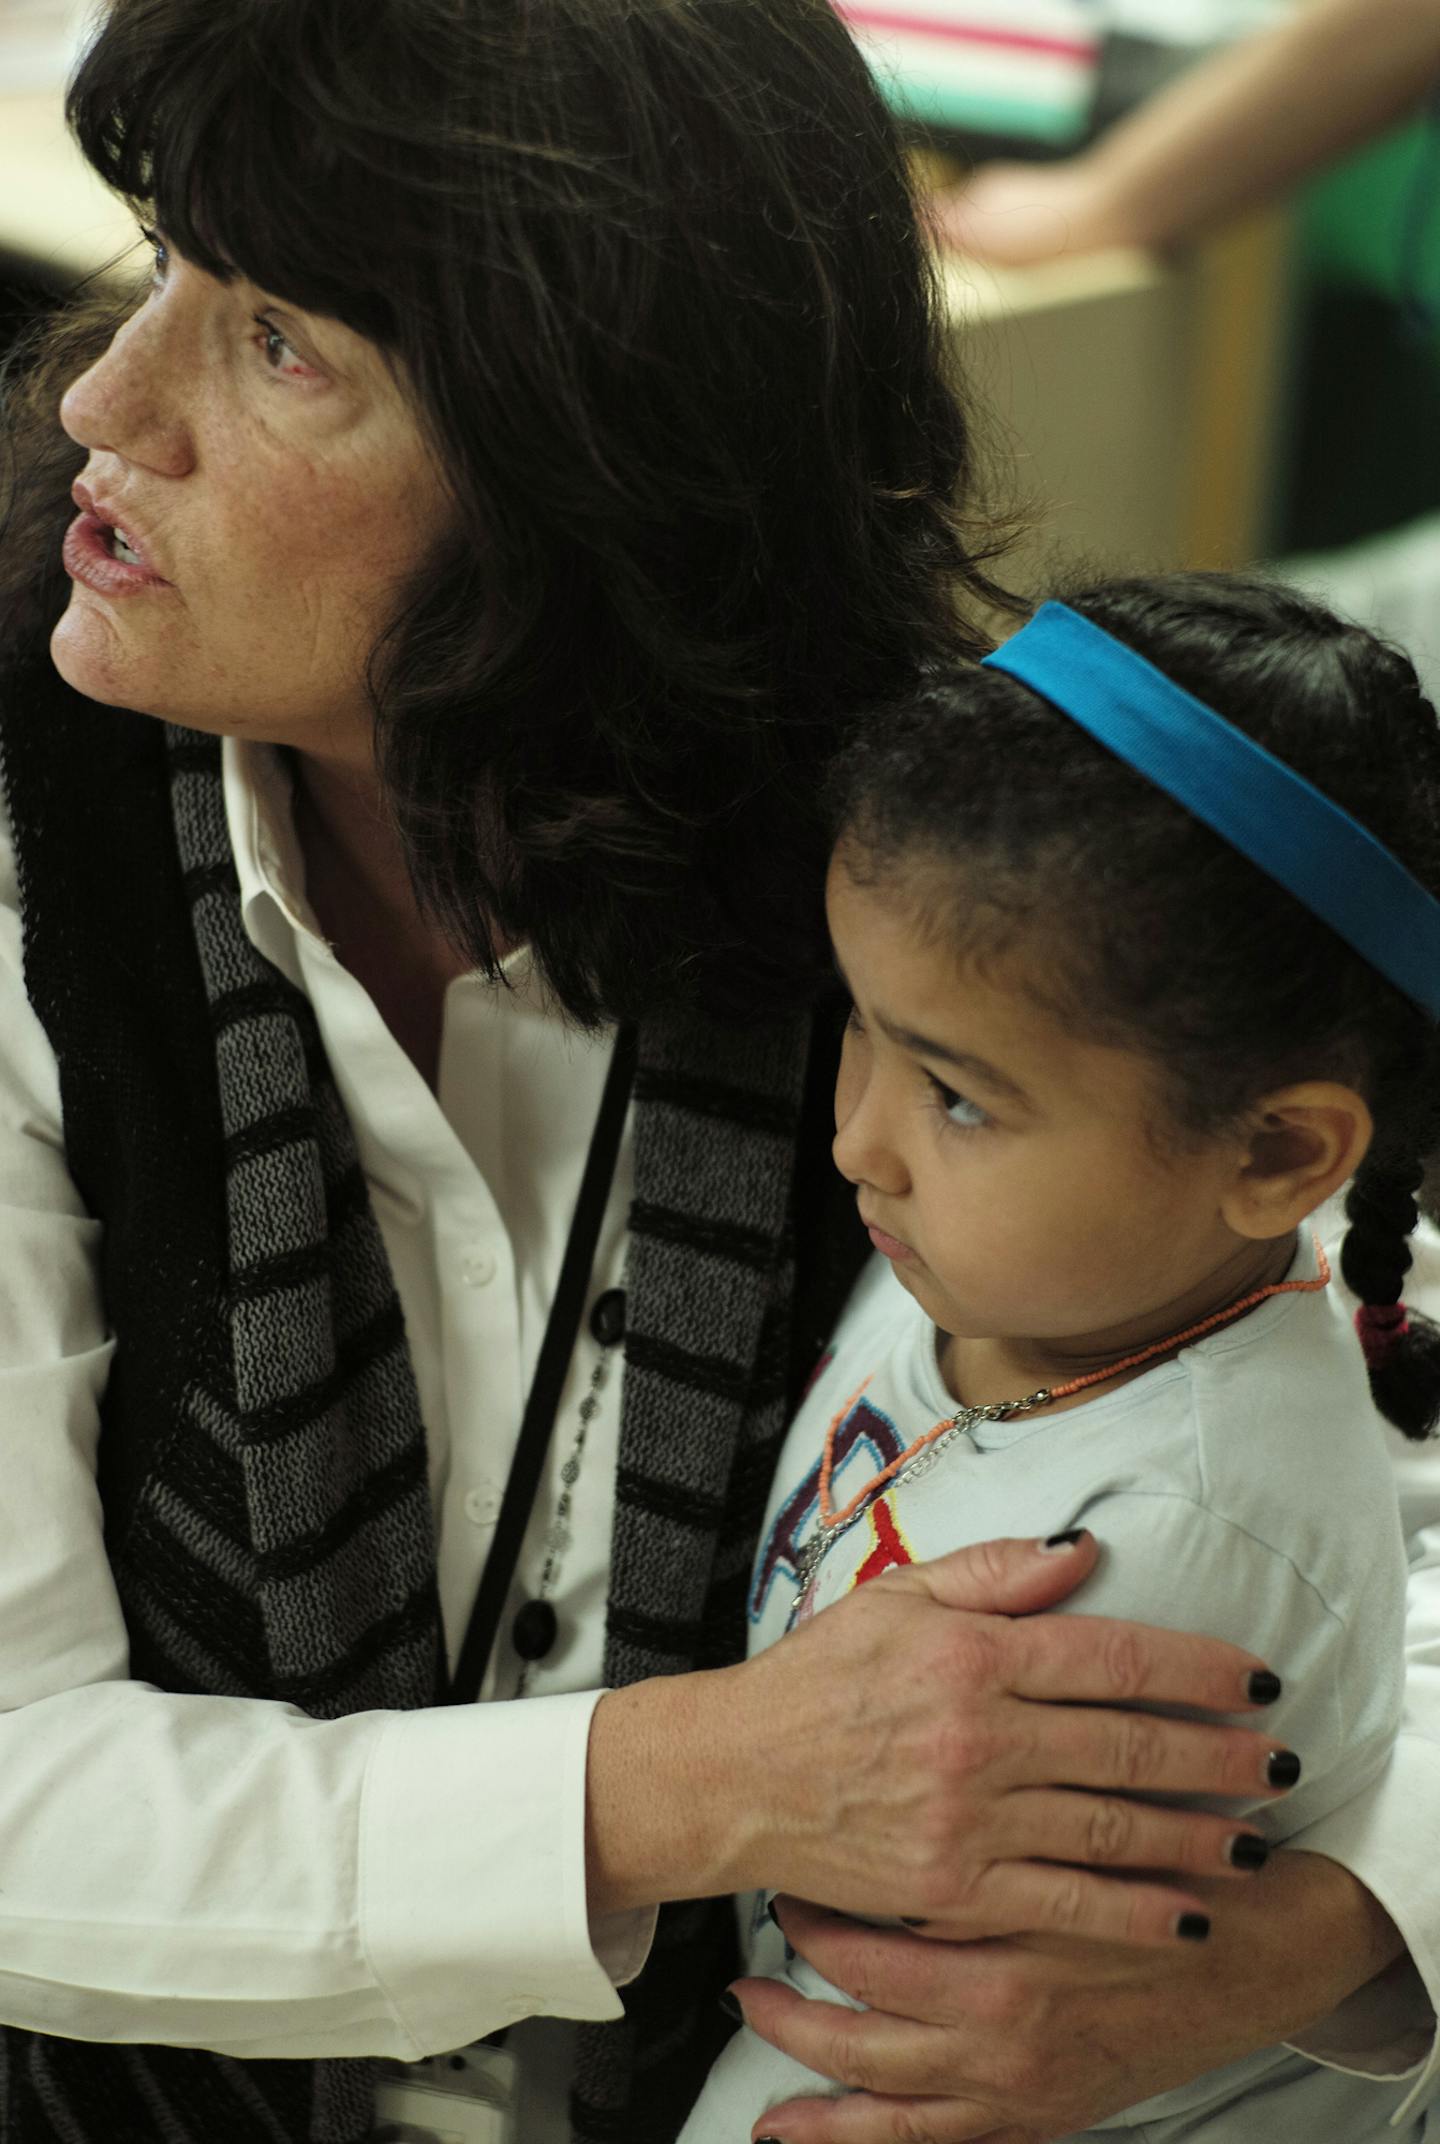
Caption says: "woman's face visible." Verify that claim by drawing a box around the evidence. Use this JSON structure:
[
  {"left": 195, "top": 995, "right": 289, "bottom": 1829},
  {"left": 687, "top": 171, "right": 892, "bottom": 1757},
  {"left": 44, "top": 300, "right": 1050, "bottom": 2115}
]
[{"left": 52, "top": 236, "right": 452, "bottom": 767}]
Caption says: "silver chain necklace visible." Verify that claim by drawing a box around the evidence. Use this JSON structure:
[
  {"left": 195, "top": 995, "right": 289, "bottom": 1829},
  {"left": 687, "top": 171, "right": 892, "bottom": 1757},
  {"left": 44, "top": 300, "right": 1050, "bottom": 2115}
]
[{"left": 792, "top": 1390, "right": 1050, "bottom": 1614}]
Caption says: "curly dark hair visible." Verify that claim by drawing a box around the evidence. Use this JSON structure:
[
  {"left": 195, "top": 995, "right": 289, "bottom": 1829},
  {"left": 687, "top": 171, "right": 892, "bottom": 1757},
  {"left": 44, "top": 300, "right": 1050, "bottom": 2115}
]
[
  {"left": 829, "top": 571, "right": 1440, "bottom": 1439},
  {"left": 0, "top": 0, "right": 1013, "bottom": 1026}
]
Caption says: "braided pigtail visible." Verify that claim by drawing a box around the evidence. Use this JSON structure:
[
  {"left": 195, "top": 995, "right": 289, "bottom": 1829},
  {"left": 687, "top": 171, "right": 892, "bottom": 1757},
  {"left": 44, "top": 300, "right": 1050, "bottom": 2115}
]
[{"left": 1341, "top": 1155, "right": 1440, "bottom": 1440}]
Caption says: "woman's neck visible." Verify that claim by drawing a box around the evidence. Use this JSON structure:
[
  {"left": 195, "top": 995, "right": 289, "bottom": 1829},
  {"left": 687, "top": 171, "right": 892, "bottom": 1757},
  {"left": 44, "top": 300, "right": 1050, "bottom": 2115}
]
[
  {"left": 289, "top": 748, "right": 478, "bottom": 1090},
  {"left": 289, "top": 752, "right": 422, "bottom": 934},
  {"left": 938, "top": 1229, "right": 1301, "bottom": 1415}
]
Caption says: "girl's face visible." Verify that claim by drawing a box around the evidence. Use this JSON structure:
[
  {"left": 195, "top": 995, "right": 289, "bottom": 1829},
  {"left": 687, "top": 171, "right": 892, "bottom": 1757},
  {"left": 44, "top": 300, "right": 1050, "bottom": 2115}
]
[{"left": 827, "top": 847, "right": 1259, "bottom": 1363}]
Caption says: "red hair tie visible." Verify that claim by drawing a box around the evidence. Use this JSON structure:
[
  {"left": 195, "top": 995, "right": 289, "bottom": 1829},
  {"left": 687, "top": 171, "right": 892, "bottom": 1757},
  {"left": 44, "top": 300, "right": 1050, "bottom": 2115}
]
[{"left": 1356, "top": 1301, "right": 1410, "bottom": 1370}]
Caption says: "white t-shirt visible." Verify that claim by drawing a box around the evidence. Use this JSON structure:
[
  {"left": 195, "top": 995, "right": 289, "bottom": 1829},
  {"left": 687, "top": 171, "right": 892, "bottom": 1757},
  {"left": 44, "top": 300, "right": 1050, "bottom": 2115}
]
[{"left": 684, "top": 1234, "right": 1434, "bottom": 2142}]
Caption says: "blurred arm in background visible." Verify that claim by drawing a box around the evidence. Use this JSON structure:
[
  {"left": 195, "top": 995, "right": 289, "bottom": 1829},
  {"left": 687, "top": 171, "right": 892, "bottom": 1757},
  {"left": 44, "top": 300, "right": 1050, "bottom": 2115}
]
[{"left": 936, "top": 0, "right": 1440, "bottom": 265}]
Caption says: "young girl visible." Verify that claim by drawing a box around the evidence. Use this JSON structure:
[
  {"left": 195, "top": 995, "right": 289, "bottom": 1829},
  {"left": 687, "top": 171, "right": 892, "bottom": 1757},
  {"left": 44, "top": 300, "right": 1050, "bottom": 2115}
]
[{"left": 682, "top": 572, "right": 1440, "bottom": 2144}]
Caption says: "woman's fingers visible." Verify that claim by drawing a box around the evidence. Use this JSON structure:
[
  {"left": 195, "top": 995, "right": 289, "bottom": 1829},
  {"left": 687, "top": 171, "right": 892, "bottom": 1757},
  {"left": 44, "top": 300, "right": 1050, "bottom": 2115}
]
[
  {"left": 729, "top": 1976, "right": 1029, "bottom": 2141},
  {"left": 891, "top": 1530, "right": 1105, "bottom": 1619},
  {"left": 917, "top": 1555, "right": 1279, "bottom": 1716},
  {"left": 974, "top": 1787, "right": 1271, "bottom": 1884},
  {"left": 755, "top": 2087, "right": 1028, "bottom": 2144},
  {"left": 934, "top": 1861, "right": 1214, "bottom": 1948},
  {"left": 1020, "top": 1701, "right": 1297, "bottom": 1803}
]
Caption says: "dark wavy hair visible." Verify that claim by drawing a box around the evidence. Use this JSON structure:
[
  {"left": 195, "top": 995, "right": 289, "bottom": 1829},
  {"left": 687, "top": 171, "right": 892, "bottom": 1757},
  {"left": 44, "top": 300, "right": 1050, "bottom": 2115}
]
[
  {"left": 830, "top": 572, "right": 1440, "bottom": 1439},
  {"left": 0, "top": 0, "right": 1012, "bottom": 1024}
]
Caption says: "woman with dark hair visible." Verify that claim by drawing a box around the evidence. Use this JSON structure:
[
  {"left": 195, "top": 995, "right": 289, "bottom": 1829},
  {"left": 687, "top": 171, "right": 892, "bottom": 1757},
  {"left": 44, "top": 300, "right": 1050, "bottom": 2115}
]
[{"left": 0, "top": 5, "right": 1433, "bottom": 2144}]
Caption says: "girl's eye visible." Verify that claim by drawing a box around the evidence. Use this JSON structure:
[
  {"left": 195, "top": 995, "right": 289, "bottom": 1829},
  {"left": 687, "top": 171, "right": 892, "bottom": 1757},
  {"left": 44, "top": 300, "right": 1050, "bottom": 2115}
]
[{"left": 931, "top": 1076, "right": 989, "bottom": 1131}]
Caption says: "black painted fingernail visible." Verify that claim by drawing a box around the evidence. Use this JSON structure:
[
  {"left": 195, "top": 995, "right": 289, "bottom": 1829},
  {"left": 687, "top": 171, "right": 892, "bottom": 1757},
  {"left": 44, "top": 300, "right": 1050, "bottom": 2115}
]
[
  {"left": 756, "top": 2137, "right": 786, "bottom": 2143},
  {"left": 900, "top": 1915, "right": 928, "bottom": 1927},
  {"left": 1042, "top": 1527, "right": 1087, "bottom": 1551},
  {"left": 1177, "top": 1913, "right": 1211, "bottom": 1942},
  {"left": 718, "top": 1990, "right": 744, "bottom": 2023},
  {"left": 1247, "top": 1669, "right": 1283, "bottom": 1705},
  {"left": 763, "top": 1899, "right": 795, "bottom": 1959},
  {"left": 1267, "top": 1750, "right": 1302, "bottom": 1788},
  {"left": 1228, "top": 1832, "right": 1269, "bottom": 1870}
]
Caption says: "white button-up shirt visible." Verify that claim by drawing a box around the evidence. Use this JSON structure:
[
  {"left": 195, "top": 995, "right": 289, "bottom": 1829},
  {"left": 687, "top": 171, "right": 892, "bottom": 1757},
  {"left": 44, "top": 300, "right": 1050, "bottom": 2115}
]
[{"left": 0, "top": 736, "right": 650, "bottom": 2143}]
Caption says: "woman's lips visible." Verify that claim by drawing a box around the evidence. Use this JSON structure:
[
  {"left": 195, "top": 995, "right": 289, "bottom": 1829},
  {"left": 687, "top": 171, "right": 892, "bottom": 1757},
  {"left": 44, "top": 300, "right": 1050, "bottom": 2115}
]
[
  {"left": 866, "top": 1221, "right": 916, "bottom": 1263},
  {"left": 62, "top": 512, "right": 173, "bottom": 596}
]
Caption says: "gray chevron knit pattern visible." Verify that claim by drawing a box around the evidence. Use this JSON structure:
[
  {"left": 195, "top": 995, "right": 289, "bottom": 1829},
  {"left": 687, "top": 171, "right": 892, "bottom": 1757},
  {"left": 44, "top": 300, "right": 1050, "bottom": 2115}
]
[
  {"left": 573, "top": 1019, "right": 807, "bottom": 2137},
  {"left": 161, "top": 732, "right": 443, "bottom": 1723}
]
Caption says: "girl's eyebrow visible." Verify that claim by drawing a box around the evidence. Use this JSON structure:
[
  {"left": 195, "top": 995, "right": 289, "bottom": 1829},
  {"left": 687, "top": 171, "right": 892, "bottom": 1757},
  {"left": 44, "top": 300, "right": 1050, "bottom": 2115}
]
[
  {"left": 877, "top": 1018, "right": 1032, "bottom": 1106},
  {"left": 832, "top": 955, "right": 1032, "bottom": 1106}
]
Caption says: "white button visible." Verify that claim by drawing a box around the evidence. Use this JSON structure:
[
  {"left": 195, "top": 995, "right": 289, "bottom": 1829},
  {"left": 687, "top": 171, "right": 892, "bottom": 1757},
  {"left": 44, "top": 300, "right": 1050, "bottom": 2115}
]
[
  {"left": 460, "top": 1248, "right": 497, "bottom": 1287},
  {"left": 464, "top": 1486, "right": 501, "bottom": 1526}
]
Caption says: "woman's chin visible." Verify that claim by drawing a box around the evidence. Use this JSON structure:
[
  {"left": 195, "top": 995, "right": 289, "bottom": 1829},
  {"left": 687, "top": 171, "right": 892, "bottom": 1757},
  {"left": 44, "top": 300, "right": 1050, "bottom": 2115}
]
[{"left": 50, "top": 595, "right": 152, "bottom": 713}]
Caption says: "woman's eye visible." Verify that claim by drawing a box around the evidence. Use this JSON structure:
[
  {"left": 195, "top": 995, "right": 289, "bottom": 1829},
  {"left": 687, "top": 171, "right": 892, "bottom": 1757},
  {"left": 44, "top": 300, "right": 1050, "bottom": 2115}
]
[
  {"left": 932, "top": 1077, "right": 988, "bottom": 1131},
  {"left": 139, "top": 226, "right": 168, "bottom": 284},
  {"left": 253, "top": 318, "right": 314, "bottom": 377}
]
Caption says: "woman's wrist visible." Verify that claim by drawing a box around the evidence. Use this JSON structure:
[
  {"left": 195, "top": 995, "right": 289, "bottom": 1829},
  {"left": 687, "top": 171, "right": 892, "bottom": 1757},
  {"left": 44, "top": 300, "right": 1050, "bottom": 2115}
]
[
  {"left": 1199, "top": 1848, "right": 1405, "bottom": 2047},
  {"left": 1279, "top": 1848, "right": 1406, "bottom": 2009},
  {"left": 585, "top": 1665, "right": 766, "bottom": 1917}
]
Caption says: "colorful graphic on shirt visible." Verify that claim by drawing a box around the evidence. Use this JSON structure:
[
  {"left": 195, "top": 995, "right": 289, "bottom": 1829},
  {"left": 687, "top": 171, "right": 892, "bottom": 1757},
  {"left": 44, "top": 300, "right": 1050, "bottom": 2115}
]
[
  {"left": 852, "top": 1496, "right": 916, "bottom": 1588},
  {"left": 749, "top": 1392, "right": 905, "bottom": 1622}
]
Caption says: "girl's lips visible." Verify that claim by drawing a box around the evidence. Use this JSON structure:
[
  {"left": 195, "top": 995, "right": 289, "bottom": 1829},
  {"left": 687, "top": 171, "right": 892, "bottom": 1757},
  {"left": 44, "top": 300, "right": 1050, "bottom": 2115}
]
[
  {"left": 866, "top": 1221, "right": 916, "bottom": 1263},
  {"left": 62, "top": 512, "right": 173, "bottom": 596}
]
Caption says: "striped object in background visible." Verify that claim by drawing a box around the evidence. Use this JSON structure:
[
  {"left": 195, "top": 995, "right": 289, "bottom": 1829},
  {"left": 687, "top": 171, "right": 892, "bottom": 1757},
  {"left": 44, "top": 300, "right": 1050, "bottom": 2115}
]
[{"left": 835, "top": 0, "right": 1102, "bottom": 142}]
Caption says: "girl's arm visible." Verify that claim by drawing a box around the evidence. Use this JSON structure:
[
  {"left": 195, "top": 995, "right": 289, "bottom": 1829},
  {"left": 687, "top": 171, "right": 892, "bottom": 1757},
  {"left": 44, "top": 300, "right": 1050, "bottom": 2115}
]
[
  {"left": 937, "top": 0, "right": 1440, "bottom": 267},
  {"left": 733, "top": 1458, "right": 1438, "bottom": 2139}
]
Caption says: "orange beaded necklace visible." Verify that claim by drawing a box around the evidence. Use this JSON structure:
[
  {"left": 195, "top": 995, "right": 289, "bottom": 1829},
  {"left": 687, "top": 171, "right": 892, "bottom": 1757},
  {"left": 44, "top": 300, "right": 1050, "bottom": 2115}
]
[{"left": 793, "top": 1238, "right": 1331, "bottom": 1610}]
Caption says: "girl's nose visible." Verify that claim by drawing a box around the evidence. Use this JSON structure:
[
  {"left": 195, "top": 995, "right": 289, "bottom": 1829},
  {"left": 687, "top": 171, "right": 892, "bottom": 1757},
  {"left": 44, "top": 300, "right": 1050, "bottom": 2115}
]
[
  {"left": 59, "top": 301, "right": 195, "bottom": 480},
  {"left": 832, "top": 1068, "right": 909, "bottom": 1197}
]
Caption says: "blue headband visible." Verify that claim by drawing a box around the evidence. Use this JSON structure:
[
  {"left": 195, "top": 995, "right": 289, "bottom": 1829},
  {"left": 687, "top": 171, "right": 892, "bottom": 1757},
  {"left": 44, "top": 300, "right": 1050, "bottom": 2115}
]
[{"left": 981, "top": 602, "right": 1440, "bottom": 1023}]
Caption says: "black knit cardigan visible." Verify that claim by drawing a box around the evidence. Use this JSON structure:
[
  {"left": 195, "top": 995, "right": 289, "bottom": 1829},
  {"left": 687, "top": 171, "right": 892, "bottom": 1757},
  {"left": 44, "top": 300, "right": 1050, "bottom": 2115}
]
[{"left": 0, "top": 663, "right": 865, "bottom": 2144}]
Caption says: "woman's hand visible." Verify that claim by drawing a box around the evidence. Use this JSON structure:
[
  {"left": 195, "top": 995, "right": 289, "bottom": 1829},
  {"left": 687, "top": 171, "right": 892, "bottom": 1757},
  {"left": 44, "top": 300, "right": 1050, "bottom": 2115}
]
[
  {"left": 732, "top": 1854, "right": 1406, "bottom": 2143},
  {"left": 586, "top": 1531, "right": 1291, "bottom": 1944}
]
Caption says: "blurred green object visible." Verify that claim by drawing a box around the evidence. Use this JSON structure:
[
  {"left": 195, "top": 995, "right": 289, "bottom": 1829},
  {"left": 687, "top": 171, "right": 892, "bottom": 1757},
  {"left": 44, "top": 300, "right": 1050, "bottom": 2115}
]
[
  {"left": 1277, "top": 107, "right": 1440, "bottom": 556},
  {"left": 1298, "top": 107, "right": 1440, "bottom": 327}
]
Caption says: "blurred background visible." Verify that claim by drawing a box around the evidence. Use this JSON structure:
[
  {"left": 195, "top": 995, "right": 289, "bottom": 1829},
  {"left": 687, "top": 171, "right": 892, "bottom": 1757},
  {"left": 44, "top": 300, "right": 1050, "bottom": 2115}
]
[{"left": 3, "top": 0, "right": 1438, "bottom": 688}]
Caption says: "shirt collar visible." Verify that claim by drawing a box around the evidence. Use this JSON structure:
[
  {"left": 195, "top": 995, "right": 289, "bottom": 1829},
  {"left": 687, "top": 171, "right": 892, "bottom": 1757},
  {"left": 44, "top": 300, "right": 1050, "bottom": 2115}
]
[{"left": 220, "top": 733, "right": 539, "bottom": 988}]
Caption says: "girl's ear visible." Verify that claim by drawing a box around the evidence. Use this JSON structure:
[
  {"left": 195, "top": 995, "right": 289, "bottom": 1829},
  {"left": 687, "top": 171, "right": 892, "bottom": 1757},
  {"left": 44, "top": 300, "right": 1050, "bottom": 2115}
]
[{"left": 1221, "top": 1082, "right": 1374, "bottom": 1239}]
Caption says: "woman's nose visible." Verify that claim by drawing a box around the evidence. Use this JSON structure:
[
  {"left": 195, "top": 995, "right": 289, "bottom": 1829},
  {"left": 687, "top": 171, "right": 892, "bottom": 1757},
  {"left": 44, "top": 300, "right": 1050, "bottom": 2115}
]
[{"left": 59, "top": 302, "right": 194, "bottom": 479}]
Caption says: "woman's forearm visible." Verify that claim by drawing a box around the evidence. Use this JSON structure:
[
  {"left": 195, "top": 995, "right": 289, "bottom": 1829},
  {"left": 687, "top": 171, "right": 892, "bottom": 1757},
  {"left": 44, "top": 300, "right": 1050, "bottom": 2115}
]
[{"left": 1080, "top": 0, "right": 1440, "bottom": 255}]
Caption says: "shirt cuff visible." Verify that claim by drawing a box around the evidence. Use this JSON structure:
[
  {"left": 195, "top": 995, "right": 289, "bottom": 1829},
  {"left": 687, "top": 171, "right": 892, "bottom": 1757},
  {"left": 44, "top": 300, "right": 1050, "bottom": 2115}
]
[
  {"left": 359, "top": 1691, "right": 654, "bottom": 2056},
  {"left": 1284, "top": 1736, "right": 1440, "bottom": 2123}
]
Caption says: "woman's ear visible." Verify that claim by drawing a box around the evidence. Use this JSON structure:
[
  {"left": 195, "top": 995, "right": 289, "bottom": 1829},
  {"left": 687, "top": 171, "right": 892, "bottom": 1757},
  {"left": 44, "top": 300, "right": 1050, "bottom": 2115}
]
[{"left": 1221, "top": 1082, "right": 1374, "bottom": 1239}]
